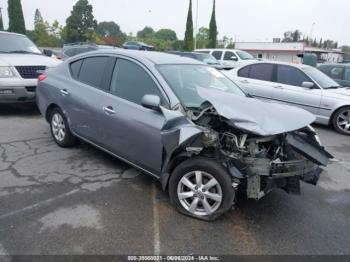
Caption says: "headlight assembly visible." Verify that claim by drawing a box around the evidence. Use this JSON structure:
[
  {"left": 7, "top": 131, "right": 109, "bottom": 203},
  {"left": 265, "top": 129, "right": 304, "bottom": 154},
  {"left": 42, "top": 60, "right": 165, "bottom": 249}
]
[{"left": 0, "top": 67, "right": 15, "bottom": 78}]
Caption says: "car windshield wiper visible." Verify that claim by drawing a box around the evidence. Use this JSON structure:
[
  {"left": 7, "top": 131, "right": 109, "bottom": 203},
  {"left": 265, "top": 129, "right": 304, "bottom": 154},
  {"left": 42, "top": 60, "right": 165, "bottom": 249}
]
[{"left": 8, "top": 50, "right": 42, "bottom": 55}]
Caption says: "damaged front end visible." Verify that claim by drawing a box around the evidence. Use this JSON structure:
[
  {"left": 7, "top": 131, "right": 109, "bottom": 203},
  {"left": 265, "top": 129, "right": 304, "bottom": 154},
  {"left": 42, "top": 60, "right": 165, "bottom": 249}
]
[{"left": 160, "top": 94, "right": 332, "bottom": 201}]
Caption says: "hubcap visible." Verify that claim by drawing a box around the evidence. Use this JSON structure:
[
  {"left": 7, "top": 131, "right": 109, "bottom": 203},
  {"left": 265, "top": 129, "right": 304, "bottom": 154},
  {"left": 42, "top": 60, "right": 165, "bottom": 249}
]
[
  {"left": 337, "top": 109, "right": 350, "bottom": 134},
  {"left": 51, "top": 113, "right": 66, "bottom": 142},
  {"left": 177, "top": 171, "right": 222, "bottom": 216}
]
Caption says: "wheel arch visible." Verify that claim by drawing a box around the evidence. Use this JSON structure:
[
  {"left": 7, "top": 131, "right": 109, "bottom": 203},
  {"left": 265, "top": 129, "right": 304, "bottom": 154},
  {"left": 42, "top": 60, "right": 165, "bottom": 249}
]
[{"left": 45, "top": 103, "right": 60, "bottom": 122}]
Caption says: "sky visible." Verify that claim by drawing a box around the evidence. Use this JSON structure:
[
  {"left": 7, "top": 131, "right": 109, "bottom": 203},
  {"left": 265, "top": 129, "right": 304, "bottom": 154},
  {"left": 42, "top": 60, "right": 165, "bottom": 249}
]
[{"left": 0, "top": 0, "right": 348, "bottom": 45}]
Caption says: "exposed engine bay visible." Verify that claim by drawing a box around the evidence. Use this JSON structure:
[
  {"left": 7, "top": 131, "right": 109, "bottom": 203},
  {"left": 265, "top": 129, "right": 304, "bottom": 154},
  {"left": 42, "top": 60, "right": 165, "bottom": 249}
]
[{"left": 160, "top": 95, "right": 333, "bottom": 201}]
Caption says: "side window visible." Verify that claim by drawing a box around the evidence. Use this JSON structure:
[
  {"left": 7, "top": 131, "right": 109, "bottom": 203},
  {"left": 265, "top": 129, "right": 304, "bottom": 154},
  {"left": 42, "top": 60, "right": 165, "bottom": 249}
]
[
  {"left": 224, "top": 51, "right": 238, "bottom": 61},
  {"left": 70, "top": 59, "right": 83, "bottom": 79},
  {"left": 110, "top": 59, "right": 163, "bottom": 106},
  {"left": 78, "top": 56, "right": 109, "bottom": 89},
  {"left": 329, "top": 67, "right": 344, "bottom": 80},
  {"left": 345, "top": 68, "right": 350, "bottom": 81},
  {"left": 238, "top": 66, "right": 250, "bottom": 78},
  {"left": 277, "top": 65, "right": 311, "bottom": 87},
  {"left": 249, "top": 64, "right": 274, "bottom": 81},
  {"left": 211, "top": 51, "right": 223, "bottom": 60}
]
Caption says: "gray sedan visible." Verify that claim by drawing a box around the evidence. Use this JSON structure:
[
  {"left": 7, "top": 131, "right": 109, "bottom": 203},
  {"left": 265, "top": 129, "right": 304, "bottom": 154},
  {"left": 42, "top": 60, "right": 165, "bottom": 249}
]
[
  {"left": 36, "top": 50, "right": 331, "bottom": 220},
  {"left": 225, "top": 61, "right": 350, "bottom": 135}
]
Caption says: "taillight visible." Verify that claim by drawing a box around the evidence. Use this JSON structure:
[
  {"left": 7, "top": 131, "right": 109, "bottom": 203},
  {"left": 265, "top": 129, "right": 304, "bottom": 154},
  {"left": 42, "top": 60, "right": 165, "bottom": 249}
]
[{"left": 38, "top": 74, "right": 47, "bottom": 83}]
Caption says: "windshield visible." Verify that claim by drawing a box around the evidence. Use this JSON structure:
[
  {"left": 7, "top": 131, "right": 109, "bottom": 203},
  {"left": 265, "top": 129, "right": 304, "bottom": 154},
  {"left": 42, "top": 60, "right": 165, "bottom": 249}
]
[
  {"left": 157, "top": 64, "right": 245, "bottom": 108},
  {"left": 303, "top": 67, "right": 341, "bottom": 89},
  {"left": 195, "top": 53, "right": 220, "bottom": 65},
  {"left": 0, "top": 34, "right": 41, "bottom": 54},
  {"left": 236, "top": 50, "right": 254, "bottom": 60}
]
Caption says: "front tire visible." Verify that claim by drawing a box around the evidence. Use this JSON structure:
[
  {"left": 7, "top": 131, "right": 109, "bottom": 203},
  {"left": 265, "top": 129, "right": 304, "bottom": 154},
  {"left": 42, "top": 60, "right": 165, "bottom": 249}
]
[
  {"left": 169, "top": 157, "right": 235, "bottom": 221},
  {"left": 49, "top": 107, "right": 77, "bottom": 147},
  {"left": 332, "top": 106, "right": 350, "bottom": 136}
]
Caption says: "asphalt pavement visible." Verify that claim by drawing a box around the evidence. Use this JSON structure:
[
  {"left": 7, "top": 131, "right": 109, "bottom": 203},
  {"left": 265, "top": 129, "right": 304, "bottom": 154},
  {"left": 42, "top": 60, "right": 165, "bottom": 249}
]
[{"left": 0, "top": 104, "right": 349, "bottom": 255}]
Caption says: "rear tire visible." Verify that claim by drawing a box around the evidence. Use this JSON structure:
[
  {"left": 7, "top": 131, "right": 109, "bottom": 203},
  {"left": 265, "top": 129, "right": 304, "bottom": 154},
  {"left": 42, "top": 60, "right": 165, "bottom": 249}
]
[
  {"left": 169, "top": 157, "right": 235, "bottom": 221},
  {"left": 332, "top": 106, "right": 350, "bottom": 136},
  {"left": 49, "top": 107, "right": 77, "bottom": 147}
]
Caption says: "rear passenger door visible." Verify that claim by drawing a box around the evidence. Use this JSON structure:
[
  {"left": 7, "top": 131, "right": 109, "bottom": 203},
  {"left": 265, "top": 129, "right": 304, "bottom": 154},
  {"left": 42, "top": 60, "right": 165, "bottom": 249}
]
[
  {"left": 271, "top": 64, "right": 322, "bottom": 115},
  {"left": 237, "top": 63, "right": 276, "bottom": 100},
  {"left": 65, "top": 56, "right": 115, "bottom": 142}
]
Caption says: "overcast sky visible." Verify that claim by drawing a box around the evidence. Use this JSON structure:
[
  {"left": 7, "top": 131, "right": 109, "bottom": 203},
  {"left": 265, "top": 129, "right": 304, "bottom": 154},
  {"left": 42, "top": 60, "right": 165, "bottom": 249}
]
[{"left": 0, "top": 0, "right": 348, "bottom": 45}]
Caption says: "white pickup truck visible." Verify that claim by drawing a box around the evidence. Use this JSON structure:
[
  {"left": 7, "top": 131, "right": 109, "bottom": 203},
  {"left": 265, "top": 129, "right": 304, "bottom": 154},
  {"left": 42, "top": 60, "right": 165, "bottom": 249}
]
[{"left": 0, "top": 31, "right": 61, "bottom": 104}]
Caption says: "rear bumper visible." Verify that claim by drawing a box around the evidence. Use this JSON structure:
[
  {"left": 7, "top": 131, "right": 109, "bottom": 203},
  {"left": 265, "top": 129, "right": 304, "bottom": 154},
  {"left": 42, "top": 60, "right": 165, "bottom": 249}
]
[{"left": 0, "top": 79, "right": 37, "bottom": 103}]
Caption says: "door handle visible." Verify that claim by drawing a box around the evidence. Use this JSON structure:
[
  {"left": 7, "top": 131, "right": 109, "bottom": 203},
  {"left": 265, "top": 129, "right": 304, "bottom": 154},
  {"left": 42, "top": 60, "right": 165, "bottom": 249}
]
[
  {"left": 240, "top": 80, "right": 249, "bottom": 84},
  {"left": 274, "top": 85, "right": 284, "bottom": 89},
  {"left": 60, "top": 89, "right": 69, "bottom": 95},
  {"left": 103, "top": 106, "right": 115, "bottom": 115}
]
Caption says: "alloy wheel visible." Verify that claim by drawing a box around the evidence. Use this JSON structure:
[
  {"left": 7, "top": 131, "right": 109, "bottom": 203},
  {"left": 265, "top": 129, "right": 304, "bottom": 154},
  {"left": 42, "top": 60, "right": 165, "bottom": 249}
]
[
  {"left": 336, "top": 109, "right": 350, "bottom": 134},
  {"left": 177, "top": 171, "right": 223, "bottom": 216},
  {"left": 51, "top": 113, "right": 66, "bottom": 142}
]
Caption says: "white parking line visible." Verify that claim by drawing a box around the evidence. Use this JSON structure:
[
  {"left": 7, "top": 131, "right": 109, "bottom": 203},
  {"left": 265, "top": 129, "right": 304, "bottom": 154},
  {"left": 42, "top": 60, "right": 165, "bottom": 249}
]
[
  {"left": 0, "top": 189, "right": 80, "bottom": 220},
  {"left": 152, "top": 181, "right": 161, "bottom": 255}
]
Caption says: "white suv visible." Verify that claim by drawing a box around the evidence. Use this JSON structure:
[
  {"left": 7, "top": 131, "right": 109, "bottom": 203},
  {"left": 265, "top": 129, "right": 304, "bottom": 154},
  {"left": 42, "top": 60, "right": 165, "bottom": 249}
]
[
  {"left": 0, "top": 31, "right": 61, "bottom": 104},
  {"left": 194, "top": 48, "right": 256, "bottom": 68}
]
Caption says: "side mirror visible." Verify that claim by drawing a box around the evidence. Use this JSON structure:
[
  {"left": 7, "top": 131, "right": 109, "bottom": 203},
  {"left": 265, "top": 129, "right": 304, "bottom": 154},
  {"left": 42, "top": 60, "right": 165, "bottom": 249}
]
[
  {"left": 141, "top": 94, "right": 161, "bottom": 111},
  {"left": 302, "top": 81, "right": 315, "bottom": 88}
]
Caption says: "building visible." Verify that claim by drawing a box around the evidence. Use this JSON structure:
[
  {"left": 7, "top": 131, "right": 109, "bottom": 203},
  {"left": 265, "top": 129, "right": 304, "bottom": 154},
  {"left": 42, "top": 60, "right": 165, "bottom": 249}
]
[{"left": 235, "top": 42, "right": 346, "bottom": 64}]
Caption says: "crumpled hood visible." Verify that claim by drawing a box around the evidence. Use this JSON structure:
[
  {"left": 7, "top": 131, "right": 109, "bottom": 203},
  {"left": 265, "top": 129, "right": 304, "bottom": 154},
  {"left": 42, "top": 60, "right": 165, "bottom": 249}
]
[
  {"left": 197, "top": 87, "right": 316, "bottom": 136},
  {"left": 324, "top": 87, "right": 350, "bottom": 98},
  {"left": 0, "top": 54, "right": 61, "bottom": 67}
]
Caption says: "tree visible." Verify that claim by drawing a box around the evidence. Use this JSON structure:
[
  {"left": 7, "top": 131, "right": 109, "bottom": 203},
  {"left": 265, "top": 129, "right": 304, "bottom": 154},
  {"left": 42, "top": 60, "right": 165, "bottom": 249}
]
[
  {"left": 208, "top": 0, "right": 217, "bottom": 48},
  {"left": 96, "top": 21, "right": 124, "bottom": 37},
  {"left": 183, "top": 0, "right": 194, "bottom": 51},
  {"left": 137, "top": 26, "right": 155, "bottom": 39},
  {"left": 155, "top": 29, "right": 177, "bottom": 41},
  {"left": 34, "top": 9, "right": 43, "bottom": 26},
  {"left": 8, "top": 0, "right": 26, "bottom": 34},
  {"left": 0, "top": 8, "right": 4, "bottom": 30},
  {"left": 319, "top": 38, "right": 323, "bottom": 48},
  {"left": 292, "top": 30, "right": 302, "bottom": 42},
  {"left": 282, "top": 31, "right": 293, "bottom": 42},
  {"left": 33, "top": 20, "right": 62, "bottom": 47},
  {"left": 63, "top": 0, "right": 97, "bottom": 43},
  {"left": 196, "top": 27, "right": 209, "bottom": 49}
]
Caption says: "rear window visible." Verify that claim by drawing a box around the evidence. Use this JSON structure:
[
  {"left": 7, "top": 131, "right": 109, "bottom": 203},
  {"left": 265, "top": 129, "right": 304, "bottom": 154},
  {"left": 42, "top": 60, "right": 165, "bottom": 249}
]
[{"left": 78, "top": 57, "right": 109, "bottom": 88}]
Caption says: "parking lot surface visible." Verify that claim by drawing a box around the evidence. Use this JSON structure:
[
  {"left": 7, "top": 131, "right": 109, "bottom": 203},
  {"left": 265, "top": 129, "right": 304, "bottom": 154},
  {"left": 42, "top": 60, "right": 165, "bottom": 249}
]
[{"left": 0, "top": 104, "right": 349, "bottom": 255}]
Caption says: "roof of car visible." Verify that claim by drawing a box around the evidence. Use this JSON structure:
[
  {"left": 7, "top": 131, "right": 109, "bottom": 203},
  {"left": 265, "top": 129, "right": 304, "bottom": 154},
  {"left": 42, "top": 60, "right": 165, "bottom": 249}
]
[
  {"left": 235, "top": 60, "right": 311, "bottom": 69},
  {"left": 83, "top": 49, "right": 204, "bottom": 65},
  {"left": 318, "top": 63, "right": 350, "bottom": 68},
  {"left": 0, "top": 31, "right": 26, "bottom": 37}
]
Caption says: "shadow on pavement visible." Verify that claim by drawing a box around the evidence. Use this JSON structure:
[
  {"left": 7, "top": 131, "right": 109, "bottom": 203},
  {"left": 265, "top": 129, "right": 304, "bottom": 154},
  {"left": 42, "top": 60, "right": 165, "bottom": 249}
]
[{"left": 0, "top": 103, "right": 40, "bottom": 117}]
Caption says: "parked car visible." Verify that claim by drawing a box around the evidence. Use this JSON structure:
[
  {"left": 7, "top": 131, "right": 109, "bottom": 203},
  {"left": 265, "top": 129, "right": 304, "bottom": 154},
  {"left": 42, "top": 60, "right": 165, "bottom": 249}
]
[
  {"left": 318, "top": 64, "right": 350, "bottom": 87},
  {"left": 61, "top": 43, "right": 117, "bottom": 60},
  {"left": 224, "top": 61, "right": 350, "bottom": 135},
  {"left": 36, "top": 50, "right": 331, "bottom": 220},
  {"left": 0, "top": 31, "right": 61, "bottom": 104},
  {"left": 123, "top": 41, "right": 155, "bottom": 51},
  {"left": 166, "top": 51, "right": 233, "bottom": 70},
  {"left": 195, "top": 48, "right": 256, "bottom": 68}
]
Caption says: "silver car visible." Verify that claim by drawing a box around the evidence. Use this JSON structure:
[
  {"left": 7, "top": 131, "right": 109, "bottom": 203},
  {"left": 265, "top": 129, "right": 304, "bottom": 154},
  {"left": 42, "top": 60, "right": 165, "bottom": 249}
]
[
  {"left": 36, "top": 50, "right": 331, "bottom": 220},
  {"left": 0, "top": 31, "right": 61, "bottom": 103},
  {"left": 225, "top": 61, "right": 350, "bottom": 135}
]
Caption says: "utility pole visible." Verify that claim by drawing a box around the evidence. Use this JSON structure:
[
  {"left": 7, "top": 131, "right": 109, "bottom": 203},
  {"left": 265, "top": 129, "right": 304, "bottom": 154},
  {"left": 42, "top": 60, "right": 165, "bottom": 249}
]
[
  {"left": 0, "top": 7, "right": 4, "bottom": 31},
  {"left": 194, "top": 0, "right": 198, "bottom": 49}
]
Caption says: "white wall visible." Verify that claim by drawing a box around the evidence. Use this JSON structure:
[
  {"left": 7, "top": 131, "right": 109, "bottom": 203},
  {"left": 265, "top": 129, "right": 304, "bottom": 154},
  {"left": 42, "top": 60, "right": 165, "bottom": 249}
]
[{"left": 247, "top": 50, "right": 302, "bottom": 63}]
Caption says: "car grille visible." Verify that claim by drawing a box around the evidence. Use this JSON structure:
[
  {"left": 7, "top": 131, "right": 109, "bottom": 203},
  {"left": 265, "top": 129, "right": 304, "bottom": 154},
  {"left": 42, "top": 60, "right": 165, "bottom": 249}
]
[
  {"left": 15, "top": 66, "right": 46, "bottom": 79},
  {"left": 25, "top": 86, "right": 36, "bottom": 92}
]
